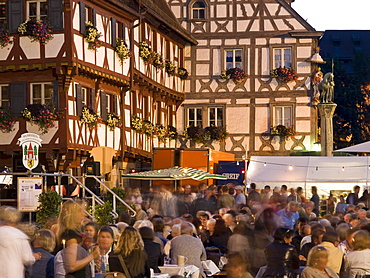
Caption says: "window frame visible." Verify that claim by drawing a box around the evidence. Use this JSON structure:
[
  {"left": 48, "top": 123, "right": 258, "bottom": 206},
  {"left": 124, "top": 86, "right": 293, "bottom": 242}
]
[
  {"left": 270, "top": 103, "right": 295, "bottom": 128},
  {"left": 189, "top": 0, "right": 208, "bottom": 21},
  {"left": 270, "top": 45, "right": 294, "bottom": 70},
  {"left": 186, "top": 107, "right": 203, "bottom": 127},
  {"left": 224, "top": 48, "right": 244, "bottom": 69},
  {"left": 208, "top": 107, "right": 224, "bottom": 127},
  {"left": 30, "top": 82, "right": 54, "bottom": 105},
  {"left": 0, "top": 84, "right": 10, "bottom": 108},
  {"left": 0, "top": 2, "right": 6, "bottom": 23},
  {"left": 26, "top": 0, "right": 48, "bottom": 21},
  {"left": 185, "top": 104, "right": 226, "bottom": 128}
]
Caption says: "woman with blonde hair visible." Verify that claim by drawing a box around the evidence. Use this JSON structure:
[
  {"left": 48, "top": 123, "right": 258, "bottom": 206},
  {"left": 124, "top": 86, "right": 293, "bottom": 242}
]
[
  {"left": 56, "top": 200, "right": 100, "bottom": 278},
  {"left": 344, "top": 230, "right": 370, "bottom": 277},
  {"left": 109, "top": 226, "right": 150, "bottom": 278},
  {"left": 300, "top": 246, "right": 339, "bottom": 278}
]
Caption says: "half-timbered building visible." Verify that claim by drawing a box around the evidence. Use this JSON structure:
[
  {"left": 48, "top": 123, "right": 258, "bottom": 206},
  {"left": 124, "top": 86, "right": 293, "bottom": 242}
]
[
  {"left": 0, "top": 0, "right": 196, "bottom": 176},
  {"left": 167, "top": 0, "right": 323, "bottom": 160}
]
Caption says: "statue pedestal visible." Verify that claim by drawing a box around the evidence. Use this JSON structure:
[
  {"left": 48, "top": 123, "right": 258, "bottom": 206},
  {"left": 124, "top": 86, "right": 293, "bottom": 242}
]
[{"left": 318, "top": 103, "right": 337, "bottom": 156}]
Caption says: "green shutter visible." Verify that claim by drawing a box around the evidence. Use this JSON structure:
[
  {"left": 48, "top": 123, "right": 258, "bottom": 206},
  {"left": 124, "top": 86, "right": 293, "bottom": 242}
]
[
  {"left": 8, "top": 0, "right": 23, "bottom": 33},
  {"left": 10, "top": 82, "right": 27, "bottom": 117},
  {"left": 48, "top": 0, "right": 64, "bottom": 31}
]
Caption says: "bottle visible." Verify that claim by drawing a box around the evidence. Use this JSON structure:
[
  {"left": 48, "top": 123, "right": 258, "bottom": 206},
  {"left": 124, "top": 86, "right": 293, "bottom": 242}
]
[{"left": 100, "top": 254, "right": 109, "bottom": 273}]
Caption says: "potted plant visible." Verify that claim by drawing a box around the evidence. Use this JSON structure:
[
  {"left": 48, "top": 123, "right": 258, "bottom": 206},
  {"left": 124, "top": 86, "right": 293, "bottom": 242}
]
[
  {"left": 184, "top": 126, "right": 207, "bottom": 144},
  {"left": 22, "top": 104, "right": 62, "bottom": 134},
  {"left": 139, "top": 41, "right": 152, "bottom": 63},
  {"left": 165, "top": 60, "right": 176, "bottom": 76},
  {"left": 115, "top": 38, "right": 131, "bottom": 64},
  {"left": 178, "top": 67, "right": 189, "bottom": 80},
  {"left": 0, "top": 107, "right": 15, "bottom": 133},
  {"left": 106, "top": 113, "right": 122, "bottom": 131},
  {"left": 270, "top": 67, "right": 298, "bottom": 83},
  {"left": 84, "top": 21, "right": 102, "bottom": 50},
  {"left": 204, "top": 125, "right": 229, "bottom": 142},
  {"left": 17, "top": 19, "right": 53, "bottom": 45},
  {"left": 168, "top": 125, "right": 178, "bottom": 140},
  {"left": 142, "top": 119, "right": 154, "bottom": 136},
  {"left": 36, "top": 191, "right": 62, "bottom": 228},
  {"left": 80, "top": 106, "right": 102, "bottom": 129},
  {"left": 270, "top": 124, "right": 297, "bottom": 141},
  {"left": 220, "top": 67, "right": 248, "bottom": 83},
  {"left": 154, "top": 124, "right": 168, "bottom": 142},
  {"left": 0, "top": 22, "right": 13, "bottom": 48}
]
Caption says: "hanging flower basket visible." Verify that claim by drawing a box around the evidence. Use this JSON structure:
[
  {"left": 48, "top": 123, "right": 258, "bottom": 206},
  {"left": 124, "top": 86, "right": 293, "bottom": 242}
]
[
  {"left": 22, "top": 104, "right": 62, "bottom": 134},
  {"left": 0, "top": 108, "right": 15, "bottom": 133},
  {"left": 178, "top": 67, "right": 189, "bottom": 80},
  {"left": 142, "top": 119, "right": 154, "bottom": 136},
  {"left": 0, "top": 22, "right": 13, "bottom": 48},
  {"left": 84, "top": 21, "right": 102, "bottom": 50},
  {"left": 80, "top": 106, "right": 102, "bottom": 129},
  {"left": 184, "top": 126, "right": 207, "bottom": 144},
  {"left": 220, "top": 68, "right": 248, "bottom": 83},
  {"left": 17, "top": 19, "right": 53, "bottom": 45},
  {"left": 154, "top": 124, "right": 168, "bottom": 142},
  {"left": 270, "top": 124, "right": 297, "bottom": 141},
  {"left": 106, "top": 113, "right": 122, "bottom": 131},
  {"left": 165, "top": 60, "right": 176, "bottom": 76},
  {"left": 270, "top": 67, "right": 298, "bottom": 83},
  {"left": 139, "top": 41, "right": 153, "bottom": 63},
  {"left": 151, "top": 51, "right": 165, "bottom": 70},
  {"left": 115, "top": 38, "right": 131, "bottom": 64},
  {"left": 131, "top": 114, "right": 144, "bottom": 133}
]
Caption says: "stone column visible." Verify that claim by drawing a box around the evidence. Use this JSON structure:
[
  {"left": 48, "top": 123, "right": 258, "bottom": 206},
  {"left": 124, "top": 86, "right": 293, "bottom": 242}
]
[{"left": 318, "top": 103, "right": 337, "bottom": 156}]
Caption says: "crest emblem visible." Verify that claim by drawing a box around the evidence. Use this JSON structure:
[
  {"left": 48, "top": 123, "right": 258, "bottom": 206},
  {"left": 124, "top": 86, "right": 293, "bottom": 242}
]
[{"left": 18, "top": 133, "right": 42, "bottom": 171}]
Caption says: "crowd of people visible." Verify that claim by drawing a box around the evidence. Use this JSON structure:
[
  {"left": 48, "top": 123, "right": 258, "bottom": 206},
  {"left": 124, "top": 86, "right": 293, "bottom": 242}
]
[{"left": 1, "top": 182, "right": 370, "bottom": 278}]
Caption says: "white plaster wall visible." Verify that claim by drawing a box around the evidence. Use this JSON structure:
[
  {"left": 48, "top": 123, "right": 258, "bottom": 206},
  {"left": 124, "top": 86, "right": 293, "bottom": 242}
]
[
  {"left": 44, "top": 34, "right": 64, "bottom": 58},
  {"left": 225, "top": 39, "right": 237, "bottom": 45},
  {"left": 255, "top": 106, "right": 269, "bottom": 133},
  {"left": 217, "top": 5, "right": 227, "bottom": 17},
  {"left": 69, "top": 119, "right": 75, "bottom": 143},
  {"left": 256, "top": 38, "right": 266, "bottom": 45},
  {"left": 0, "top": 40, "right": 13, "bottom": 60},
  {"left": 96, "top": 46, "right": 105, "bottom": 67},
  {"left": 197, "top": 49, "right": 210, "bottom": 61},
  {"left": 237, "top": 20, "right": 249, "bottom": 32},
  {"left": 197, "top": 64, "right": 209, "bottom": 76},
  {"left": 210, "top": 40, "right": 222, "bottom": 46},
  {"left": 261, "top": 47, "right": 269, "bottom": 75},
  {"left": 270, "top": 38, "right": 282, "bottom": 44},
  {"left": 266, "top": 4, "right": 279, "bottom": 15},
  {"left": 296, "top": 120, "right": 311, "bottom": 132},
  {"left": 227, "top": 107, "right": 250, "bottom": 133},
  {"left": 296, "top": 97, "right": 310, "bottom": 103},
  {"left": 125, "top": 109, "right": 131, "bottom": 127},
  {"left": 297, "top": 47, "right": 311, "bottom": 58},
  {"left": 296, "top": 106, "right": 311, "bottom": 117},
  {"left": 297, "top": 61, "right": 311, "bottom": 74},
  {"left": 73, "top": 2, "right": 79, "bottom": 30},
  {"left": 213, "top": 49, "right": 221, "bottom": 75},
  {"left": 73, "top": 35, "right": 83, "bottom": 60},
  {"left": 20, "top": 38, "right": 40, "bottom": 59}
]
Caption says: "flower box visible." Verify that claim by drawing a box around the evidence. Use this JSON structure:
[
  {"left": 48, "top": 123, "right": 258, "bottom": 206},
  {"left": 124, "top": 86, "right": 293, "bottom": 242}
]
[
  {"left": 270, "top": 125, "right": 297, "bottom": 141},
  {"left": 115, "top": 38, "right": 131, "bottom": 64},
  {"left": 80, "top": 106, "right": 102, "bottom": 129},
  {"left": 270, "top": 67, "right": 298, "bottom": 83},
  {"left": 22, "top": 104, "right": 62, "bottom": 134},
  {"left": 18, "top": 19, "right": 53, "bottom": 45},
  {"left": 220, "top": 67, "right": 248, "bottom": 83},
  {"left": 0, "top": 108, "right": 15, "bottom": 133},
  {"left": 84, "top": 21, "right": 102, "bottom": 50}
]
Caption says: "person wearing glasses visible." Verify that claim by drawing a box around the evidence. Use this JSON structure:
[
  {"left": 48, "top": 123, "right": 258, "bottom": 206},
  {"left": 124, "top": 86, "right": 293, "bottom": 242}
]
[
  {"left": 262, "top": 228, "right": 299, "bottom": 278},
  {"left": 300, "top": 246, "right": 339, "bottom": 278}
]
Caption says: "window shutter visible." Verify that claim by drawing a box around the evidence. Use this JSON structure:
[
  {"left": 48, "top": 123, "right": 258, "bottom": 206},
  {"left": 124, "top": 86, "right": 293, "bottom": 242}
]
[
  {"left": 79, "top": 2, "right": 86, "bottom": 35},
  {"left": 10, "top": 82, "right": 27, "bottom": 117},
  {"left": 113, "top": 95, "right": 118, "bottom": 114},
  {"left": 8, "top": 0, "right": 23, "bottom": 33},
  {"left": 90, "top": 88, "right": 95, "bottom": 107},
  {"left": 122, "top": 23, "right": 126, "bottom": 40},
  {"left": 100, "top": 91, "right": 107, "bottom": 122},
  {"left": 91, "top": 8, "right": 96, "bottom": 26},
  {"left": 53, "top": 81, "right": 59, "bottom": 110},
  {"left": 111, "top": 17, "right": 116, "bottom": 47},
  {"left": 48, "top": 0, "right": 64, "bottom": 31},
  {"left": 75, "top": 84, "right": 83, "bottom": 116}
]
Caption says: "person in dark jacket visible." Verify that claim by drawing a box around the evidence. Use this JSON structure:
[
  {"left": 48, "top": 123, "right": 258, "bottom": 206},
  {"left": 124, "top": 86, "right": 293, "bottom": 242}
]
[
  {"left": 109, "top": 226, "right": 150, "bottom": 278},
  {"left": 208, "top": 219, "right": 232, "bottom": 254},
  {"left": 262, "top": 228, "right": 299, "bottom": 278},
  {"left": 139, "top": 227, "right": 164, "bottom": 273}
]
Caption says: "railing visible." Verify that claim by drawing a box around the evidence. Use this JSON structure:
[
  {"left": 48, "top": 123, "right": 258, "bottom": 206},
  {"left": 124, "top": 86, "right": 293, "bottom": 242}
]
[{"left": 0, "top": 171, "right": 136, "bottom": 220}]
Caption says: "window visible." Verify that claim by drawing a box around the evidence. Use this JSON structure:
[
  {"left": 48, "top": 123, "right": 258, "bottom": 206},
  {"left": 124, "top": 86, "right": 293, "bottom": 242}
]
[
  {"left": 0, "top": 2, "right": 6, "bottom": 23},
  {"left": 27, "top": 0, "right": 48, "bottom": 21},
  {"left": 31, "top": 83, "right": 53, "bottom": 105},
  {"left": 0, "top": 85, "right": 10, "bottom": 108},
  {"left": 273, "top": 105, "right": 293, "bottom": 126},
  {"left": 273, "top": 47, "right": 292, "bottom": 68},
  {"left": 192, "top": 1, "right": 205, "bottom": 19},
  {"left": 188, "top": 108, "right": 202, "bottom": 127},
  {"left": 209, "top": 107, "right": 224, "bottom": 126},
  {"left": 225, "top": 49, "right": 242, "bottom": 69}
]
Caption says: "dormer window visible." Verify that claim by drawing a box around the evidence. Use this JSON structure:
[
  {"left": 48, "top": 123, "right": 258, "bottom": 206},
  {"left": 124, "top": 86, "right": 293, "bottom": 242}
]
[{"left": 192, "top": 1, "right": 205, "bottom": 19}]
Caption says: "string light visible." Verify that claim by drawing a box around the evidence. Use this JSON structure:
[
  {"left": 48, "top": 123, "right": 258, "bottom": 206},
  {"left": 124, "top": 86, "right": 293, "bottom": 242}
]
[
  {"left": 316, "top": 166, "right": 318, "bottom": 171},
  {"left": 288, "top": 165, "right": 293, "bottom": 171},
  {"left": 264, "top": 162, "right": 267, "bottom": 167},
  {"left": 342, "top": 167, "right": 345, "bottom": 171}
]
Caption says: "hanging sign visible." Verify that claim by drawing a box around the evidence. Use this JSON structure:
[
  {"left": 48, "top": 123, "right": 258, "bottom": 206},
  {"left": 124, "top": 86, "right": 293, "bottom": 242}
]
[{"left": 18, "top": 133, "right": 42, "bottom": 171}]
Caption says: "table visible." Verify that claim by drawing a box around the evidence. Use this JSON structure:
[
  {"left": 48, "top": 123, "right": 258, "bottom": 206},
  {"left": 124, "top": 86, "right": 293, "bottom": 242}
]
[{"left": 159, "top": 264, "right": 200, "bottom": 278}]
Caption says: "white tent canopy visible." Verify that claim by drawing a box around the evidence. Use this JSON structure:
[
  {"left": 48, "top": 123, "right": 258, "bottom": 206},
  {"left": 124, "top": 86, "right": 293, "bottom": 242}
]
[
  {"left": 334, "top": 141, "right": 370, "bottom": 153},
  {"left": 247, "top": 156, "right": 370, "bottom": 196}
]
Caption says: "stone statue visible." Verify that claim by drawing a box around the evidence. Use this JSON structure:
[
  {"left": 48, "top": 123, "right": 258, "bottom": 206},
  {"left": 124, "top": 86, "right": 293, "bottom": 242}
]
[{"left": 318, "top": 72, "right": 335, "bottom": 103}]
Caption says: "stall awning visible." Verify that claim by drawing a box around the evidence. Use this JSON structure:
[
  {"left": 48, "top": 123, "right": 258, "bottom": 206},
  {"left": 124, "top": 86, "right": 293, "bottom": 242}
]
[
  {"left": 334, "top": 141, "right": 370, "bottom": 153},
  {"left": 121, "top": 166, "right": 227, "bottom": 181}
]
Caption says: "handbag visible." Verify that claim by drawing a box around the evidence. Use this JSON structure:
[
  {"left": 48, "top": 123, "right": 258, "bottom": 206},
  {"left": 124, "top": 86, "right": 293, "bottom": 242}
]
[
  {"left": 103, "top": 272, "right": 126, "bottom": 278},
  {"left": 118, "top": 254, "right": 132, "bottom": 278}
]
